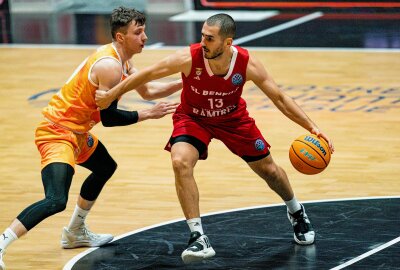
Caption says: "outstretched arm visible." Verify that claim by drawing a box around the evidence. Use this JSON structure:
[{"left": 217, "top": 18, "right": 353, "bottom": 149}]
[
  {"left": 134, "top": 79, "right": 182, "bottom": 101},
  {"left": 101, "top": 100, "right": 179, "bottom": 127},
  {"left": 92, "top": 58, "right": 178, "bottom": 127},
  {"left": 126, "top": 63, "right": 182, "bottom": 100},
  {"left": 96, "top": 47, "right": 191, "bottom": 109},
  {"left": 247, "top": 54, "right": 334, "bottom": 153}
]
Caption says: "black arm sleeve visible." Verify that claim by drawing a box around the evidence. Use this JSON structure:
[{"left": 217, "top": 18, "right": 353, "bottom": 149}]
[{"left": 100, "top": 99, "right": 139, "bottom": 127}]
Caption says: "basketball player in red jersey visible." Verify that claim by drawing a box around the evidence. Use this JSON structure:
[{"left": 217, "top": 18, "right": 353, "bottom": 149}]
[
  {"left": 95, "top": 13, "right": 335, "bottom": 264},
  {"left": 0, "top": 7, "right": 181, "bottom": 269}
]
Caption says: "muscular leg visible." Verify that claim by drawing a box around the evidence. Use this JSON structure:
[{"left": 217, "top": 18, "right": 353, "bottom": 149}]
[
  {"left": 247, "top": 153, "right": 315, "bottom": 245},
  {"left": 171, "top": 142, "right": 200, "bottom": 219},
  {"left": 247, "top": 154, "right": 294, "bottom": 201},
  {"left": 77, "top": 141, "right": 117, "bottom": 208},
  {"left": 7, "top": 162, "right": 74, "bottom": 238},
  {"left": 67, "top": 141, "right": 117, "bottom": 228},
  {"left": 61, "top": 141, "right": 116, "bottom": 249},
  {"left": 171, "top": 141, "right": 216, "bottom": 263}
]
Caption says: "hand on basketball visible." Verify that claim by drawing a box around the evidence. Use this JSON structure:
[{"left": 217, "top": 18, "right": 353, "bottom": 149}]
[
  {"left": 148, "top": 101, "right": 179, "bottom": 119},
  {"left": 95, "top": 90, "right": 113, "bottom": 110},
  {"left": 310, "top": 127, "right": 335, "bottom": 154}
]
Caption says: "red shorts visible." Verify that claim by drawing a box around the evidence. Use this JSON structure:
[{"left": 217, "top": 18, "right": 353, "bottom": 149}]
[{"left": 165, "top": 108, "right": 270, "bottom": 160}]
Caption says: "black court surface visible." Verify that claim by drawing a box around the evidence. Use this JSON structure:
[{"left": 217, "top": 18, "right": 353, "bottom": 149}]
[{"left": 64, "top": 197, "right": 400, "bottom": 270}]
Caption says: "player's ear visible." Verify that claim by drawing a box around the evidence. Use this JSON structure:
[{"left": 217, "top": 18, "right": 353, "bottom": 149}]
[
  {"left": 115, "top": 32, "right": 124, "bottom": 43},
  {"left": 226, "top": 38, "right": 233, "bottom": 46}
]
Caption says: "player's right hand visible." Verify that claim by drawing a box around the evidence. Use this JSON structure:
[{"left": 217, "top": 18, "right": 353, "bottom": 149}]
[{"left": 148, "top": 101, "right": 180, "bottom": 119}]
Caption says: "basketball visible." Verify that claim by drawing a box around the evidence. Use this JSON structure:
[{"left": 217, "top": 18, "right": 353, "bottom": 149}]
[{"left": 289, "top": 134, "right": 331, "bottom": 175}]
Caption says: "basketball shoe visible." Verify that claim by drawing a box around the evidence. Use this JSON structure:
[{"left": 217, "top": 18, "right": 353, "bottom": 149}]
[
  {"left": 0, "top": 250, "right": 5, "bottom": 270},
  {"left": 181, "top": 231, "right": 216, "bottom": 264},
  {"left": 287, "top": 204, "right": 315, "bottom": 245},
  {"left": 61, "top": 224, "right": 113, "bottom": 249}
]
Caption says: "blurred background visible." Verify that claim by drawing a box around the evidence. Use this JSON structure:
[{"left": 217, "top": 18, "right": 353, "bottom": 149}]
[{"left": 0, "top": 0, "right": 399, "bottom": 48}]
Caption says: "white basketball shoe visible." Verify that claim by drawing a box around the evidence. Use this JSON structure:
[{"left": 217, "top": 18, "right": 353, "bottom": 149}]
[
  {"left": 287, "top": 204, "right": 315, "bottom": 245},
  {"left": 0, "top": 251, "right": 5, "bottom": 270},
  {"left": 181, "top": 231, "right": 216, "bottom": 264},
  {"left": 61, "top": 224, "right": 113, "bottom": 249}
]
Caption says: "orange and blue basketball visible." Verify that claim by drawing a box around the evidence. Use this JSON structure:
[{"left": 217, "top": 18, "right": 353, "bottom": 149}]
[{"left": 289, "top": 134, "right": 331, "bottom": 175}]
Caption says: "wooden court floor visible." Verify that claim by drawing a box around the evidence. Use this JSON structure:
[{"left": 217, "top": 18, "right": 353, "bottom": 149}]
[{"left": 0, "top": 47, "right": 399, "bottom": 269}]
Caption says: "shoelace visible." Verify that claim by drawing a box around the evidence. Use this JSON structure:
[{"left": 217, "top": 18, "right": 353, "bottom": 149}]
[
  {"left": 77, "top": 224, "right": 98, "bottom": 239},
  {"left": 294, "top": 216, "right": 311, "bottom": 233}
]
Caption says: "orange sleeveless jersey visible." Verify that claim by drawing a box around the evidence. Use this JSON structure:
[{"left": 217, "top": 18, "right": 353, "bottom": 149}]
[{"left": 42, "top": 43, "right": 129, "bottom": 133}]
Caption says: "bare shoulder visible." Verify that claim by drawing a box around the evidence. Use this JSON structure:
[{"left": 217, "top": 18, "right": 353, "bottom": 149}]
[
  {"left": 93, "top": 57, "right": 121, "bottom": 72},
  {"left": 91, "top": 57, "right": 121, "bottom": 86},
  {"left": 246, "top": 52, "right": 267, "bottom": 82},
  {"left": 247, "top": 52, "right": 263, "bottom": 69}
]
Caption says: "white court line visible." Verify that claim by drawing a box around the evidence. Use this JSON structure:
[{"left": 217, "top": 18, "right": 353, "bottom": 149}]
[
  {"left": 234, "top": 12, "right": 324, "bottom": 45},
  {"left": 1, "top": 44, "right": 400, "bottom": 53},
  {"left": 330, "top": 236, "right": 400, "bottom": 270},
  {"left": 63, "top": 196, "right": 400, "bottom": 270},
  {"left": 169, "top": 10, "right": 278, "bottom": 22}
]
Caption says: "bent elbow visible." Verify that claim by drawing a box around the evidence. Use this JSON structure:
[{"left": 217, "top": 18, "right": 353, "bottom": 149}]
[
  {"left": 101, "top": 116, "right": 115, "bottom": 127},
  {"left": 140, "top": 91, "right": 155, "bottom": 101},
  {"left": 101, "top": 121, "right": 114, "bottom": 127}
]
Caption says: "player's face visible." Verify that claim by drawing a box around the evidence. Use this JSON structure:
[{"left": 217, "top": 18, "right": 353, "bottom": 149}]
[
  {"left": 200, "top": 23, "right": 226, "bottom": 59},
  {"left": 121, "top": 21, "right": 148, "bottom": 54}
]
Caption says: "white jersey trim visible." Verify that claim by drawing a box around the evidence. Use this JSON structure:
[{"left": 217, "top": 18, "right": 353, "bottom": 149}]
[
  {"left": 203, "top": 46, "right": 238, "bottom": 80},
  {"left": 88, "top": 43, "right": 126, "bottom": 87}
]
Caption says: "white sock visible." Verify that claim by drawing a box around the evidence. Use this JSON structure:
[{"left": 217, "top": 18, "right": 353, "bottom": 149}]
[
  {"left": 67, "top": 205, "right": 90, "bottom": 231},
  {"left": 187, "top": 218, "right": 204, "bottom": 235},
  {"left": 0, "top": 228, "right": 18, "bottom": 253},
  {"left": 285, "top": 196, "right": 302, "bottom": 214}
]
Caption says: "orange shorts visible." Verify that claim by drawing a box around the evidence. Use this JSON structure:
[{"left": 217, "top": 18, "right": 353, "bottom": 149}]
[{"left": 35, "top": 121, "right": 98, "bottom": 169}]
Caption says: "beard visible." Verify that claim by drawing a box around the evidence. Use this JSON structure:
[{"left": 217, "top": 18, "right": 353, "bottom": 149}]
[{"left": 203, "top": 46, "right": 224, "bottom": 59}]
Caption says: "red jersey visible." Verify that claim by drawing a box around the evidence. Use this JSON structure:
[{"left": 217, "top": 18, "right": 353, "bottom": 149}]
[
  {"left": 166, "top": 43, "right": 270, "bottom": 160},
  {"left": 180, "top": 43, "right": 249, "bottom": 121}
]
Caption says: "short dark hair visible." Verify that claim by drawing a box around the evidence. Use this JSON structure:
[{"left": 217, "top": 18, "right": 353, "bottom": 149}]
[
  {"left": 206, "top": 13, "right": 236, "bottom": 39},
  {"left": 110, "top": 6, "right": 146, "bottom": 39}
]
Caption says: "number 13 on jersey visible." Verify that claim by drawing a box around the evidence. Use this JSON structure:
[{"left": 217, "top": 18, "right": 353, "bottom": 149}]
[{"left": 208, "top": 98, "right": 223, "bottom": 109}]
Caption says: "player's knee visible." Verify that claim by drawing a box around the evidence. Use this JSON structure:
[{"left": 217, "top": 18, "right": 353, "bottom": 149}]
[
  {"left": 46, "top": 196, "right": 68, "bottom": 214},
  {"left": 264, "top": 165, "right": 281, "bottom": 184},
  {"left": 98, "top": 159, "right": 117, "bottom": 180},
  {"left": 171, "top": 156, "right": 192, "bottom": 174},
  {"left": 104, "top": 159, "right": 117, "bottom": 179}
]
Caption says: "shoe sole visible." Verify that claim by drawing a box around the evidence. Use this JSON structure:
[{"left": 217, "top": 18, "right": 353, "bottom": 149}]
[
  {"left": 61, "top": 236, "right": 114, "bottom": 249},
  {"left": 287, "top": 208, "right": 315, "bottom": 246},
  {"left": 293, "top": 233, "right": 315, "bottom": 245},
  {"left": 181, "top": 248, "right": 216, "bottom": 264}
]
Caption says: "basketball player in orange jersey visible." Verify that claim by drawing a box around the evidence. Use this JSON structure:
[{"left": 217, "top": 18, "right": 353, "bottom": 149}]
[
  {"left": 95, "top": 13, "right": 335, "bottom": 264},
  {"left": 0, "top": 7, "right": 181, "bottom": 269}
]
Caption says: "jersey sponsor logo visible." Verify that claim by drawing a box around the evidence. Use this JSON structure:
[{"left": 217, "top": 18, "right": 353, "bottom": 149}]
[
  {"left": 190, "top": 85, "right": 240, "bottom": 97},
  {"left": 194, "top": 67, "right": 203, "bottom": 80},
  {"left": 87, "top": 134, "right": 94, "bottom": 147},
  {"left": 232, "top": 73, "right": 243, "bottom": 86},
  {"left": 255, "top": 139, "right": 265, "bottom": 151}
]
